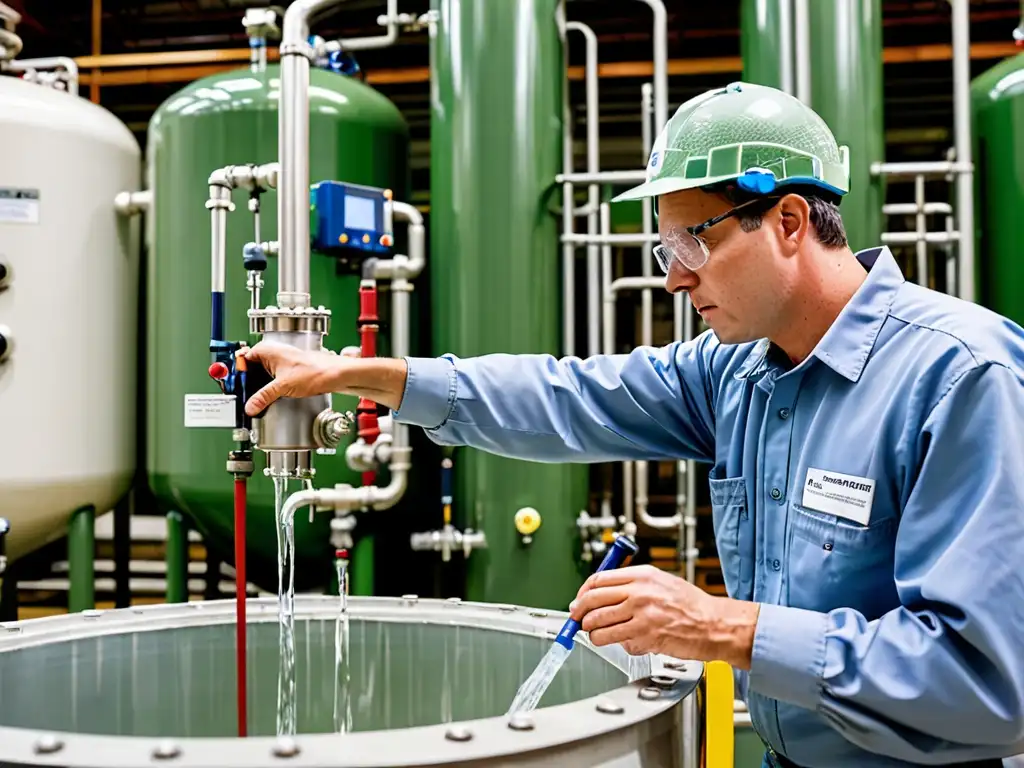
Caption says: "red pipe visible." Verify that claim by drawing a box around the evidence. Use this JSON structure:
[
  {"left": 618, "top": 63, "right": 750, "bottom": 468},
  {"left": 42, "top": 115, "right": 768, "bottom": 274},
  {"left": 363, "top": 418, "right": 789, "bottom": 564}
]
[
  {"left": 234, "top": 477, "right": 248, "bottom": 737},
  {"left": 357, "top": 280, "right": 381, "bottom": 485}
]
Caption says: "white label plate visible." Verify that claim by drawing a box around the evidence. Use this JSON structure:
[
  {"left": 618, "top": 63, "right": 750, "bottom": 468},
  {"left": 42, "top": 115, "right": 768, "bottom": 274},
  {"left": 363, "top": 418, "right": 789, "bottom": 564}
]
[
  {"left": 802, "top": 467, "right": 875, "bottom": 526},
  {"left": 184, "top": 394, "right": 236, "bottom": 428},
  {"left": 0, "top": 188, "right": 40, "bottom": 224}
]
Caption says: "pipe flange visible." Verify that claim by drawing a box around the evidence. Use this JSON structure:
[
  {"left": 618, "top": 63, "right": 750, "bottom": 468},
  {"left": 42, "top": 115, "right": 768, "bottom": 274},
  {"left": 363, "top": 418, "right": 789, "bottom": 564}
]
[
  {"left": 279, "top": 40, "right": 314, "bottom": 60},
  {"left": 249, "top": 305, "right": 331, "bottom": 334}
]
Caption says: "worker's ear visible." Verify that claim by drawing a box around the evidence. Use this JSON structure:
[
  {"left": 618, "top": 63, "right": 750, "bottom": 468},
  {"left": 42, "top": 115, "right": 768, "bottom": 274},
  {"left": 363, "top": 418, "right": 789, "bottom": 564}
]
[{"left": 776, "top": 193, "right": 810, "bottom": 255}]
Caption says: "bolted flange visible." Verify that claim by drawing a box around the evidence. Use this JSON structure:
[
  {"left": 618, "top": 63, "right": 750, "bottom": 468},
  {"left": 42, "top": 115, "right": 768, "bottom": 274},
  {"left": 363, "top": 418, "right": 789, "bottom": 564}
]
[
  {"left": 595, "top": 697, "right": 624, "bottom": 715},
  {"left": 638, "top": 686, "right": 661, "bottom": 701},
  {"left": 445, "top": 726, "right": 473, "bottom": 742},
  {"left": 33, "top": 734, "right": 64, "bottom": 755}
]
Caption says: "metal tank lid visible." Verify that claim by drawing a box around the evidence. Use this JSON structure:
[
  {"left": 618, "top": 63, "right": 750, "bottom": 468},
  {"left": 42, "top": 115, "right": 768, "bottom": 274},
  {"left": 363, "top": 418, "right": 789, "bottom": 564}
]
[{"left": 0, "top": 595, "right": 702, "bottom": 768}]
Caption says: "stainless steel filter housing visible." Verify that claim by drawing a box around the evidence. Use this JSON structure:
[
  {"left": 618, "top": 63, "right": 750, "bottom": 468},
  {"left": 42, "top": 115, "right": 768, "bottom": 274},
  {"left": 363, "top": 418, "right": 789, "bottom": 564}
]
[{"left": 0, "top": 596, "right": 702, "bottom": 767}]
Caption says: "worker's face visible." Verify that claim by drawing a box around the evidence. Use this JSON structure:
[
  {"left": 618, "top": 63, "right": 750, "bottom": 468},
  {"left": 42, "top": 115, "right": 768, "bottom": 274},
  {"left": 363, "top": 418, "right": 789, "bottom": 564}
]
[{"left": 658, "top": 189, "right": 805, "bottom": 345}]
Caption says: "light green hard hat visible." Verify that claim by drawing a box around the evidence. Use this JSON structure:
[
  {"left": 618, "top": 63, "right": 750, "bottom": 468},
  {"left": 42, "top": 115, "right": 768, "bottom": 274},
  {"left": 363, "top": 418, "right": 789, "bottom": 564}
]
[{"left": 613, "top": 81, "right": 850, "bottom": 203}]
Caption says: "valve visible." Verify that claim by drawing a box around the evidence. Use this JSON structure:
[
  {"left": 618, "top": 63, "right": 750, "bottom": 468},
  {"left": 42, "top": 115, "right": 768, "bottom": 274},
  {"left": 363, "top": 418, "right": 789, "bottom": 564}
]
[
  {"left": 243, "top": 242, "right": 267, "bottom": 272},
  {"left": 514, "top": 507, "right": 542, "bottom": 545}
]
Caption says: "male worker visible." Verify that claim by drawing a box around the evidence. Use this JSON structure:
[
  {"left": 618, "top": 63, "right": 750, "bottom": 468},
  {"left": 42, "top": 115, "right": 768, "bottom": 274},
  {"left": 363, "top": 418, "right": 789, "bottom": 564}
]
[{"left": 243, "top": 82, "right": 1024, "bottom": 767}]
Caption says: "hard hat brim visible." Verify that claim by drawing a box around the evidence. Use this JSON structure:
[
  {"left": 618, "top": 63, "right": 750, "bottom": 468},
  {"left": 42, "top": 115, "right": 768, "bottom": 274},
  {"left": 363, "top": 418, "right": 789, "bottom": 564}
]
[{"left": 610, "top": 173, "right": 740, "bottom": 203}]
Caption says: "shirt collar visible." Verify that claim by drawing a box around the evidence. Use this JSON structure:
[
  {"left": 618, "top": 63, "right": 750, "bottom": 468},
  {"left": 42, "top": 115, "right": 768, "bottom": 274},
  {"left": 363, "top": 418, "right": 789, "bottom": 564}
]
[{"left": 734, "top": 246, "right": 905, "bottom": 383}]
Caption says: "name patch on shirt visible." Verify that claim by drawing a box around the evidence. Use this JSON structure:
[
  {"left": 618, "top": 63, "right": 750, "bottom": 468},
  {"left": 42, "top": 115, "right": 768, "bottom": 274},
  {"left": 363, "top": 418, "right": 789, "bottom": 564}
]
[{"left": 802, "top": 467, "right": 875, "bottom": 526}]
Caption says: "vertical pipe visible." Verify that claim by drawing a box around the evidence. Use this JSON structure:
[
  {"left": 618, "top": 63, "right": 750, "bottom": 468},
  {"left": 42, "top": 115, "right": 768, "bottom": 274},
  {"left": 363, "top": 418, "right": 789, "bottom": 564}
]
[
  {"left": 634, "top": 0, "right": 668, "bottom": 131},
  {"left": 635, "top": 83, "right": 656, "bottom": 531},
  {"left": 278, "top": 0, "right": 338, "bottom": 308},
  {"left": 600, "top": 202, "right": 616, "bottom": 519},
  {"left": 567, "top": 21, "right": 601, "bottom": 359},
  {"left": 914, "top": 174, "right": 928, "bottom": 287},
  {"left": 793, "top": 0, "right": 811, "bottom": 103},
  {"left": 68, "top": 505, "right": 95, "bottom": 613},
  {"left": 951, "top": 0, "right": 976, "bottom": 302},
  {"left": 166, "top": 510, "right": 188, "bottom": 603},
  {"left": 778, "top": 0, "right": 794, "bottom": 95},
  {"left": 561, "top": 0, "right": 575, "bottom": 358}
]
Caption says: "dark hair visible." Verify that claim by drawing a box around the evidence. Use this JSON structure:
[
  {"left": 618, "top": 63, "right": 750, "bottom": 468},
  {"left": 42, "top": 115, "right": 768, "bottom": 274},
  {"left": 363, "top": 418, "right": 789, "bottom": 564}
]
[{"left": 715, "top": 186, "right": 848, "bottom": 250}]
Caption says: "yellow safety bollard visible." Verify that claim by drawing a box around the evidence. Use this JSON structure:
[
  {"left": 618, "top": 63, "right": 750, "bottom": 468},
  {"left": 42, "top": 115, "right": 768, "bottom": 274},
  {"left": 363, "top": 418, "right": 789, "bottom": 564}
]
[{"left": 703, "top": 660, "right": 735, "bottom": 768}]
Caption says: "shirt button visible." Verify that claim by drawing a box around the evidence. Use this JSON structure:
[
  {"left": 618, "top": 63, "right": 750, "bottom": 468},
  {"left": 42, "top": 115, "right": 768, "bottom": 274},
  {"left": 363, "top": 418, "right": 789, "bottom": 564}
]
[
  {"left": 772, "top": 559, "right": 781, "bottom": 571},
  {"left": 778, "top": 407, "right": 790, "bottom": 419},
  {"left": 770, "top": 487, "right": 782, "bottom": 500}
]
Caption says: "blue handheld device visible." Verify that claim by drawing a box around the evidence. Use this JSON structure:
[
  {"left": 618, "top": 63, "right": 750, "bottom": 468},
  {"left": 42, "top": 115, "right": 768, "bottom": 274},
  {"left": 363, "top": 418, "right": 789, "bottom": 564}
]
[{"left": 553, "top": 534, "right": 639, "bottom": 651}]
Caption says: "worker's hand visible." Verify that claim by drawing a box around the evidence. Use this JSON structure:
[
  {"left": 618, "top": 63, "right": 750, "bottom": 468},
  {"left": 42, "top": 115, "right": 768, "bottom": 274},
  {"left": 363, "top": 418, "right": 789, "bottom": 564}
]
[
  {"left": 568, "top": 564, "right": 760, "bottom": 669},
  {"left": 243, "top": 341, "right": 341, "bottom": 415}
]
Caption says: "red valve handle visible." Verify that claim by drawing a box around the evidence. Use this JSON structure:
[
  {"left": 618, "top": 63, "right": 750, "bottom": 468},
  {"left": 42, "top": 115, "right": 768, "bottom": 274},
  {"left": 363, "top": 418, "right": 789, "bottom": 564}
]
[{"left": 209, "top": 362, "right": 230, "bottom": 380}]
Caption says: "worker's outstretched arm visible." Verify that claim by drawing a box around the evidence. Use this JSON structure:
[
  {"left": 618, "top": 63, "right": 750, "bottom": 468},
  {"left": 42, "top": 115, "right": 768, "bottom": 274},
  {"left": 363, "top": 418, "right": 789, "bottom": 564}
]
[
  {"left": 391, "top": 339, "right": 719, "bottom": 462},
  {"left": 749, "top": 361, "right": 1024, "bottom": 763},
  {"left": 244, "top": 333, "right": 722, "bottom": 463}
]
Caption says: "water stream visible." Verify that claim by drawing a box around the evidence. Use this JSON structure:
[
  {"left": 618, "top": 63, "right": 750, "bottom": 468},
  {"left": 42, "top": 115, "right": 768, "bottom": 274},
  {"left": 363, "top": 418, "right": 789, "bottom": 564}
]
[
  {"left": 333, "top": 555, "right": 352, "bottom": 733},
  {"left": 274, "top": 476, "right": 297, "bottom": 736}
]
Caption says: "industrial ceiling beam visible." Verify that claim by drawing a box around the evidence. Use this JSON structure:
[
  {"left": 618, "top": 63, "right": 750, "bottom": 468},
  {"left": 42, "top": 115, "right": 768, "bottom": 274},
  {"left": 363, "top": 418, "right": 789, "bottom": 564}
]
[{"left": 76, "top": 40, "right": 1021, "bottom": 88}]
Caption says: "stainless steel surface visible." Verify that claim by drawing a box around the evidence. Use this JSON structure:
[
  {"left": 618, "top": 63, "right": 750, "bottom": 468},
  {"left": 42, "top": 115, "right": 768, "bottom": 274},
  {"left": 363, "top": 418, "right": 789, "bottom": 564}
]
[
  {"left": 248, "top": 307, "right": 332, "bottom": 335},
  {"left": 409, "top": 525, "right": 487, "bottom": 561},
  {"left": 207, "top": 184, "right": 230, "bottom": 294},
  {"left": 266, "top": 450, "right": 313, "bottom": 479},
  {"left": 254, "top": 330, "right": 332, "bottom": 454},
  {"left": 871, "top": 160, "right": 972, "bottom": 177},
  {"left": 0, "top": 597, "right": 702, "bottom": 767},
  {"left": 950, "top": 0, "right": 975, "bottom": 301},
  {"left": 369, "top": 201, "right": 425, "bottom": 279},
  {"left": 880, "top": 230, "right": 960, "bottom": 245},
  {"left": 278, "top": 0, "right": 338, "bottom": 309},
  {"left": 321, "top": 0, "right": 398, "bottom": 53}
]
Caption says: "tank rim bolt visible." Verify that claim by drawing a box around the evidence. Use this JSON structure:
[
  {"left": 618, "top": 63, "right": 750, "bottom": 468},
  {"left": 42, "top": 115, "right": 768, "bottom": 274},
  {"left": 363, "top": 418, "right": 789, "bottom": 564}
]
[
  {"left": 507, "top": 713, "right": 535, "bottom": 731},
  {"left": 649, "top": 674, "right": 677, "bottom": 689},
  {"left": 638, "top": 686, "right": 661, "bottom": 701},
  {"left": 273, "top": 736, "right": 300, "bottom": 758},
  {"left": 1, "top": 624, "right": 21, "bottom": 634},
  {"left": 33, "top": 734, "right": 64, "bottom": 755},
  {"left": 595, "top": 697, "right": 624, "bottom": 715},
  {"left": 529, "top": 610, "right": 547, "bottom": 618},
  {"left": 82, "top": 610, "right": 103, "bottom": 620},
  {"left": 662, "top": 659, "right": 687, "bottom": 671},
  {"left": 152, "top": 740, "right": 181, "bottom": 760},
  {"left": 444, "top": 725, "right": 473, "bottom": 742}
]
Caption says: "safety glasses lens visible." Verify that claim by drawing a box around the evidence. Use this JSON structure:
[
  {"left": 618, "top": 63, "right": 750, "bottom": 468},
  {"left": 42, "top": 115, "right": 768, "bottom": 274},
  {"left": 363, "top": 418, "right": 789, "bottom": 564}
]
[{"left": 653, "top": 235, "right": 708, "bottom": 273}]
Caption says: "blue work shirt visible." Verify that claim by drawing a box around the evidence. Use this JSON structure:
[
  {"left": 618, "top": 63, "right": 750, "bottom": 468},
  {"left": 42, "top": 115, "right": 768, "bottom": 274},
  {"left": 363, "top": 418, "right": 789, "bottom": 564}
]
[{"left": 392, "top": 246, "right": 1024, "bottom": 767}]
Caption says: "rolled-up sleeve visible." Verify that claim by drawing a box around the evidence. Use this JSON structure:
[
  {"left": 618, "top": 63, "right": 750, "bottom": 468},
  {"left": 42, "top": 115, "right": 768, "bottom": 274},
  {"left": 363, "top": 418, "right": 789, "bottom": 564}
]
[
  {"left": 748, "top": 362, "right": 1024, "bottom": 763},
  {"left": 392, "top": 334, "right": 721, "bottom": 464}
]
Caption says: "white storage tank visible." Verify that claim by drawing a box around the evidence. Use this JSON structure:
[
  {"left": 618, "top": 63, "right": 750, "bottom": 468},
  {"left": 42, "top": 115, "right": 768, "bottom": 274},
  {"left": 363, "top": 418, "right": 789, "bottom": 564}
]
[{"left": 0, "top": 70, "right": 142, "bottom": 564}]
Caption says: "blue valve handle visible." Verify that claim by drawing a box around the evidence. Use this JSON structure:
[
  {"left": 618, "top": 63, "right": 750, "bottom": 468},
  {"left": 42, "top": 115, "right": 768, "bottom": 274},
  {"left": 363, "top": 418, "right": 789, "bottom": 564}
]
[{"left": 553, "top": 534, "right": 639, "bottom": 650}]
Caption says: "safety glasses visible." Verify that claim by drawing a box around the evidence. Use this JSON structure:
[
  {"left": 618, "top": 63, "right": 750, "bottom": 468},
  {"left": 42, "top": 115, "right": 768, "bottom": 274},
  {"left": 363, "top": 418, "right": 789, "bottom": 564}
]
[{"left": 653, "top": 196, "right": 781, "bottom": 273}]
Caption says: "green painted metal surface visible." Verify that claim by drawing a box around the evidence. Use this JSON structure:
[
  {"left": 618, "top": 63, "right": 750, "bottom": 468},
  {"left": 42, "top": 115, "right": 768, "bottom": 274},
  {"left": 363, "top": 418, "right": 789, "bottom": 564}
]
[
  {"left": 971, "top": 53, "right": 1024, "bottom": 325},
  {"left": 429, "top": 0, "right": 590, "bottom": 610},
  {"left": 146, "top": 65, "right": 410, "bottom": 593},
  {"left": 740, "top": 0, "right": 885, "bottom": 252},
  {"left": 67, "top": 506, "right": 94, "bottom": 613}
]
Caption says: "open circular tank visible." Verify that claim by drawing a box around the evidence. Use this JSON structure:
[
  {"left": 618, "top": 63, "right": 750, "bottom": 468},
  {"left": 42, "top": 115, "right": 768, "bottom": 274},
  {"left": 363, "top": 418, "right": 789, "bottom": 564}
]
[{"left": 0, "top": 597, "right": 701, "bottom": 767}]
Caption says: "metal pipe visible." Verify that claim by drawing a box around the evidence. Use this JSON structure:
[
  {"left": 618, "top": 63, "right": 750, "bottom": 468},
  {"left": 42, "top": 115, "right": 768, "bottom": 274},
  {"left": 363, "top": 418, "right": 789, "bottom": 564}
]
[
  {"left": 279, "top": 0, "right": 339, "bottom": 309},
  {"left": 778, "top": 0, "right": 794, "bottom": 95},
  {"left": 4, "top": 56, "right": 78, "bottom": 94},
  {"left": 608, "top": 275, "right": 666, "bottom": 293},
  {"left": 0, "top": 27, "right": 21, "bottom": 60},
  {"left": 567, "top": 21, "right": 601, "bottom": 358},
  {"left": 871, "top": 160, "right": 972, "bottom": 177},
  {"left": 555, "top": 170, "right": 646, "bottom": 185},
  {"left": 563, "top": 233, "right": 660, "bottom": 246},
  {"left": 561, "top": 7, "right": 575, "bottom": 358},
  {"left": 882, "top": 202, "right": 952, "bottom": 215},
  {"left": 793, "top": 0, "right": 811, "bottom": 104},
  {"left": 633, "top": 0, "right": 668, "bottom": 131},
  {"left": 601, "top": 204, "right": 615, "bottom": 358},
  {"left": 914, "top": 174, "right": 928, "bottom": 287},
  {"left": 114, "top": 189, "right": 153, "bottom": 216},
  {"left": 322, "top": 0, "right": 398, "bottom": 53},
  {"left": 951, "top": 0, "right": 976, "bottom": 302},
  {"left": 369, "top": 201, "right": 425, "bottom": 279},
  {"left": 881, "top": 230, "right": 960, "bottom": 245}
]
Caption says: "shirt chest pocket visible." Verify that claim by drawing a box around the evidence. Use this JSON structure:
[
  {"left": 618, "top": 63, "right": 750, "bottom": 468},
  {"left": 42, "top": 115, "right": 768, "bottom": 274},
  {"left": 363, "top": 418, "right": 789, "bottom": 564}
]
[
  {"left": 785, "top": 504, "right": 900, "bottom": 618},
  {"left": 708, "top": 476, "right": 755, "bottom": 602}
]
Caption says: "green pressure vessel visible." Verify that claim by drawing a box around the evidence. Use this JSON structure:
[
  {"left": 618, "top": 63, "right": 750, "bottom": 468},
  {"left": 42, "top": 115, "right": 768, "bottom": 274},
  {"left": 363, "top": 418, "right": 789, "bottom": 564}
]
[
  {"left": 740, "top": 0, "right": 885, "bottom": 252},
  {"left": 146, "top": 64, "right": 409, "bottom": 592},
  {"left": 971, "top": 52, "right": 1024, "bottom": 324},
  {"left": 429, "top": 0, "right": 589, "bottom": 610}
]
